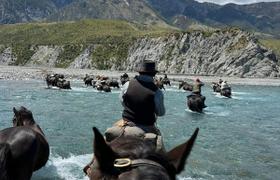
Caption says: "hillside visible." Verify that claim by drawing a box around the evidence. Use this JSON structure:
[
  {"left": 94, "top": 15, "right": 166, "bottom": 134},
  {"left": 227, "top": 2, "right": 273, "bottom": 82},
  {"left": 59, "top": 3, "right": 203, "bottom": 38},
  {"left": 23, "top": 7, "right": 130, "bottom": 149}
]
[
  {"left": 0, "top": 20, "right": 278, "bottom": 78},
  {"left": 47, "top": 0, "right": 167, "bottom": 25},
  {"left": 145, "top": 0, "right": 280, "bottom": 37},
  {"left": 0, "top": 0, "right": 57, "bottom": 24},
  {"left": 0, "top": 19, "right": 173, "bottom": 69}
]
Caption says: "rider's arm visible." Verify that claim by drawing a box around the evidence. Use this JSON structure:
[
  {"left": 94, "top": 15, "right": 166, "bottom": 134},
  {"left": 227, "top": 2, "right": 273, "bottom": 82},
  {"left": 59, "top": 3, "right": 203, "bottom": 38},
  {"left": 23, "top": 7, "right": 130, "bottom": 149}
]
[{"left": 154, "top": 89, "right": 165, "bottom": 116}]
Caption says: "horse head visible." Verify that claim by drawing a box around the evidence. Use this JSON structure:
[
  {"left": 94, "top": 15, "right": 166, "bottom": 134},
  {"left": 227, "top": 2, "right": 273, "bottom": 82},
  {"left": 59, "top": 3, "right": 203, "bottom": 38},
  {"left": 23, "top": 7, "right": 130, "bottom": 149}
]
[
  {"left": 179, "top": 81, "right": 187, "bottom": 90},
  {"left": 12, "top": 106, "right": 35, "bottom": 127},
  {"left": 87, "top": 127, "right": 199, "bottom": 180}
]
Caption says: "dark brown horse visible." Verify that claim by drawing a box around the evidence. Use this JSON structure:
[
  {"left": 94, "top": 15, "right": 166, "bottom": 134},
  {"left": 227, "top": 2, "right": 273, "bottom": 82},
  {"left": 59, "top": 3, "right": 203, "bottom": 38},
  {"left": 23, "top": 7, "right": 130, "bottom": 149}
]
[
  {"left": 84, "top": 127, "right": 199, "bottom": 180},
  {"left": 46, "top": 74, "right": 71, "bottom": 89},
  {"left": 0, "top": 107, "right": 49, "bottom": 180},
  {"left": 84, "top": 74, "right": 94, "bottom": 87},
  {"left": 106, "top": 80, "right": 120, "bottom": 88},
  {"left": 120, "top": 73, "right": 129, "bottom": 86},
  {"left": 220, "top": 88, "right": 232, "bottom": 98},
  {"left": 187, "top": 94, "right": 207, "bottom": 113},
  {"left": 57, "top": 79, "right": 71, "bottom": 89},
  {"left": 162, "top": 77, "right": 171, "bottom": 86},
  {"left": 179, "top": 81, "right": 193, "bottom": 91},
  {"left": 211, "top": 82, "right": 221, "bottom": 93},
  {"left": 96, "top": 84, "right": 111, "bottom": 92}
]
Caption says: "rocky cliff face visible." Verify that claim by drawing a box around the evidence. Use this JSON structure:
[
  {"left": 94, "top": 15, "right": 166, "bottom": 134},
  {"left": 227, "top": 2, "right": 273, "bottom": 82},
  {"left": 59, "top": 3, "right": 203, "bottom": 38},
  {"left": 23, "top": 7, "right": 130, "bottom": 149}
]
[
  {"left": 127, "top": 29, "right": 279, "bottom": 77},
  {"left": 0, "top": 29, "right": 279, "bottom": 78}
]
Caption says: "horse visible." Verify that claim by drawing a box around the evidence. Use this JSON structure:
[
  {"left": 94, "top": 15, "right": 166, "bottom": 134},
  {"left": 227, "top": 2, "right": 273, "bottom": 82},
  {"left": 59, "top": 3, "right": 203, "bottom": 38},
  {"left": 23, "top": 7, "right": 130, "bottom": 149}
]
[
  {"left": 84, "top": 127, "right": 199, "bottom": 180},
  {"left": 106, "top": 80, "right": 120, "bottom": 88},
  {"left": 46, "top": 74, "right": 57, "bottom": 88},
  {"left": 220, "top": 88, "right": 232, "bottom": 98},
  {"left": 179, "top": 81, "right": 193, "bottom": 91},
  {"left": 96, "top": 84, "right": 111, "bottom": 92},
  {"left": 0, "top": 107, "right": 49, "bottom": 180},
  {"left": 57, "top": 79, "right": 71, "bottom": 89},
  {"left": 162, "top": 78, "right": 171, "bottom": 86},
  {"left": 84, "top": 75, "right": 94, "bottom": 87},
  {"left": 187, "top": 94, "right": 207, "bottom": 113},
  {"left": 211, "top": 82, "right": 221, "bottom": 93},
  {"left": 120, "top": 73, "right": 129, "bottom": 86}
]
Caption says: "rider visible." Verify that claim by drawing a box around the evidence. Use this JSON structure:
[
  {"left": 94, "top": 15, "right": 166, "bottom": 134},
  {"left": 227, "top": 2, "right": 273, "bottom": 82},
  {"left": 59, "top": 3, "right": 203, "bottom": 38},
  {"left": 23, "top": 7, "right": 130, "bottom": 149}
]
[
  {"left": 192, "top": 78, "right": 204, "bottom": 96},
  {"left": 221, "top": 80, "right": 230, "bottom": 90},
  {"left": 120, "top": 60, "right": 165, "bottom": 125},
  {"left": 122, "top": 72, "right": 129, "bottom": 79},
  {"left": 218, "top": 78, "right": 223, "bottom": 85},
  {"left": 105, "top": 60, "right": 165, "bottom": 149},
  {"left": 83, "top": 61, "right": 166, "bottom": 175},
  {"left": 191, "top": 78, "right": 206, "bottom": 108}
]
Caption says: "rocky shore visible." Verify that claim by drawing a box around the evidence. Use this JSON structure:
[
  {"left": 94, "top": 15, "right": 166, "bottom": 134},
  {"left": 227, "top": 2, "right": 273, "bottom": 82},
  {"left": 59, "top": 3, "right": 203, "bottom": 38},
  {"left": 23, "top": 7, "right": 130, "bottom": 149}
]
[{"left": 1, "top": 65, "right": 280, "bottom": 86}]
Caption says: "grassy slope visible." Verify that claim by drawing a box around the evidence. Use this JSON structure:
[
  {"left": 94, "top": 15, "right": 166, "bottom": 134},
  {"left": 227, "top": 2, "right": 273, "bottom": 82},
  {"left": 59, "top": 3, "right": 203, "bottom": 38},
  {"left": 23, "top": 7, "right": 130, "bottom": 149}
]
[
  {"left": 0, "top": 19, "right": 173, "bottom": 45},
  {"left": 260, "top": 39, "right": 280, "bottom": 58},
  {"left": 0, "top": 19, "right": 175, "bottom": 67}
]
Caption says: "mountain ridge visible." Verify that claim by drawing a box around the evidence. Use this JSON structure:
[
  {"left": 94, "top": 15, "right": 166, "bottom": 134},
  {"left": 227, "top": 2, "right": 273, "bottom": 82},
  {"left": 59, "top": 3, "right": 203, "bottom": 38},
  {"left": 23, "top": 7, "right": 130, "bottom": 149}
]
[{"left": 0, "top": 0, "right": 280, "bottom": 36}]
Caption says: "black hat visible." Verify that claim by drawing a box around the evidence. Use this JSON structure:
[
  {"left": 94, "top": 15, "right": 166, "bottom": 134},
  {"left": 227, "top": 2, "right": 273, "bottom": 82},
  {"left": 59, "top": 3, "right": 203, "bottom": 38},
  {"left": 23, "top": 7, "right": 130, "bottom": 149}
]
[{"left": 137, "top": 60, "right": 158, "bottom": 73}]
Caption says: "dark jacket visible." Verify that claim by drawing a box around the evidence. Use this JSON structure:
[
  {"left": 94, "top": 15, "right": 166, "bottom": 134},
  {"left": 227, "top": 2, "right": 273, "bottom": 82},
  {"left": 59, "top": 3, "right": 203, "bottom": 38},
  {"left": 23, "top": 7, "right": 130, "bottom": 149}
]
[{"left": 122, "top": 77, "right": 158, "bottom": 126}]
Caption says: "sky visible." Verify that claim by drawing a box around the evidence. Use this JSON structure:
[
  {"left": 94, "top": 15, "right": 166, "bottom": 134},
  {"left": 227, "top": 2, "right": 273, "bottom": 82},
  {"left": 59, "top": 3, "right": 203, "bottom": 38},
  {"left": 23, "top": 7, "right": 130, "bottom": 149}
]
[{"left": 196, "top": 0, "right": 280, "bottom": 5}]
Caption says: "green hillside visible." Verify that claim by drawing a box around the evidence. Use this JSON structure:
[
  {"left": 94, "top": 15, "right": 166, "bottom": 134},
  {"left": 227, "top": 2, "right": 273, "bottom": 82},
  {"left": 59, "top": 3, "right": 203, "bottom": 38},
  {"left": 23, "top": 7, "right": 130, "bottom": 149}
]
[
  {"left": 0, "top": 19, "right": 177, "bottom": 67},
  {"left": 0, "top": 19, "right": 173, "bottom": 45},
  {"left": 260, "top": 39, "right": 280, "bottom": 58}
]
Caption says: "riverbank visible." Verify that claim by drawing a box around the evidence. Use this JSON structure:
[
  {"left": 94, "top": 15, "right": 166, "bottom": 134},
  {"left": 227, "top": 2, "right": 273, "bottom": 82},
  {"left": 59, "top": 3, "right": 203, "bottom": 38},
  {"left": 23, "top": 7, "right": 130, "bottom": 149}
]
[{"left": 1, "top": 65, "right": 280, "bottom": 86}]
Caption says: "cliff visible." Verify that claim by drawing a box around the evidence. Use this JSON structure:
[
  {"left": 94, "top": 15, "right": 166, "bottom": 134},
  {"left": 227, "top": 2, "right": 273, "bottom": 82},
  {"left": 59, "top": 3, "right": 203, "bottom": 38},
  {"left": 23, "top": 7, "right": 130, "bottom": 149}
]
[{"left": 0, "top": 28, "right": 279, "bottom": 78}]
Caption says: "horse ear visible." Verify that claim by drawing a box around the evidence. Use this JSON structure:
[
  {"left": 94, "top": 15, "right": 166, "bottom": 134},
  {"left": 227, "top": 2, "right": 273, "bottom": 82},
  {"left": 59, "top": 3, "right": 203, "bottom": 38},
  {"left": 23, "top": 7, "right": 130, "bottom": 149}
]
[
  {"left": 13, "top": 107, "right": 19, "bottom": 115},
  {"left": 92, "top": 127, "right": 116, "bottom": 172},
  {"left": 167, "top": 128, "right": 199, "bottom": 174}
]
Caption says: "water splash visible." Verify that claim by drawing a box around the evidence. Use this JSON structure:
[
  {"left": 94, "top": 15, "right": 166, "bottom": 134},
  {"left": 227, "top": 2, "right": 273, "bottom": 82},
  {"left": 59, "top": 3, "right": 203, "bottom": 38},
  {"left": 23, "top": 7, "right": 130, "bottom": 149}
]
[{"left": 33, "top": 152, "right": 92, "bottom": 180}]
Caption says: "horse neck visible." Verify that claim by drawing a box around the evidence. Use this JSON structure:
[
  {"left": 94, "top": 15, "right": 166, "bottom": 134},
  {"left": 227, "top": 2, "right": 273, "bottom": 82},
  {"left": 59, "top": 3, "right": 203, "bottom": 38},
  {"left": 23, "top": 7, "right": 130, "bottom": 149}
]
[{"left": 22, "top": 119, "right": 45, "bottom": 136}]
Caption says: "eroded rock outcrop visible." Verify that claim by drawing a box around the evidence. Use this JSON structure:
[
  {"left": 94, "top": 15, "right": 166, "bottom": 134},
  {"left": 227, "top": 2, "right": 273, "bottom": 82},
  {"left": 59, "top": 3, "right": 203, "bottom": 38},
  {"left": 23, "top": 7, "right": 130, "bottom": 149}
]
[
  {"left": 126, "top": 30, "right": 279, "bottom": 77},
  {"left": 0, "top": 29, "right": 279, "bottom": 78}
]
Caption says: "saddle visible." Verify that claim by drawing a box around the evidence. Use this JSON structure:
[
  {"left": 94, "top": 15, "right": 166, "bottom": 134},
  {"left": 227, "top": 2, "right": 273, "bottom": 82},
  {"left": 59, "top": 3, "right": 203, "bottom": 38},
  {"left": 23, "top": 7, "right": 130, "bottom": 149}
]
[{"left": 105, "top": 119, "right": 164, "bottom": 152}]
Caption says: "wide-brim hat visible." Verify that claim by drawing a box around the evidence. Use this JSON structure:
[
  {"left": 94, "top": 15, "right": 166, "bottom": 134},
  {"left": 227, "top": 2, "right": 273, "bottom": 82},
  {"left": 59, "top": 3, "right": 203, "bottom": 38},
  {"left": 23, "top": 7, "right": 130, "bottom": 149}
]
[{"left": 137, "top": 60, "right": 158, "bottom": 73}]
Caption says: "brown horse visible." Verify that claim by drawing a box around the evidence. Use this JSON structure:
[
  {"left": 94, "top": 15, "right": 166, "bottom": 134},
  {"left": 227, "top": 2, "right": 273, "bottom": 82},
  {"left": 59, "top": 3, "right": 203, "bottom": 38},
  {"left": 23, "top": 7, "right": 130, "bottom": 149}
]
[
  {"left": 179, "top": 81, "right": 193, "bottom": 91},
  {"left": 220, "top": 88, "right": 232, "bottom": 98},
  {"left": 211, "top": 82, "right": 221, "bottom": 93},
  {"left": 187, "top": 94, "right": 207, "bottom": 113},
  {"left": 46, "top": 74, "right": 71, "bottom": 89},
  {"left": 106, "top": 80, "right": 120, "bottom": 88},
  {"left": 84, "top": 74, "right": 94, "bottom": 87},
  {"left": 0, "top": 107, "right": 49, "bottom": 180},
  {"left": 162, "top": 78, "right": 171, "bottom": 86},
  {"left": 84, "top": 127, "right": 199, "bottom": 180},
  {"left": 120, "top": 73, "right": 129, "bottom": 85}
]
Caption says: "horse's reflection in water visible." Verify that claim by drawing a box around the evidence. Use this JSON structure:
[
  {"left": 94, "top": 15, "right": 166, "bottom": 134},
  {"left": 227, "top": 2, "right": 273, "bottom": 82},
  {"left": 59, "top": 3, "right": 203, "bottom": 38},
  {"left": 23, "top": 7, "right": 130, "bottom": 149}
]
[
  {"left": 84, "top": 127, "right": 199, "bottom": 180},
  {"left": 0, "top": 107, "right": 49, "bottom": 180}
]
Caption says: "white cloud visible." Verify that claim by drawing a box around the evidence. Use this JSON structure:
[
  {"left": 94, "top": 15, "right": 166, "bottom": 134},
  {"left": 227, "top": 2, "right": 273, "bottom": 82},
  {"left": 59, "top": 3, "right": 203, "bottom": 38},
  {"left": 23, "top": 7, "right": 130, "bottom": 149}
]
[{"left": 196, "top": 0, "right": 280, "bottom": 5}]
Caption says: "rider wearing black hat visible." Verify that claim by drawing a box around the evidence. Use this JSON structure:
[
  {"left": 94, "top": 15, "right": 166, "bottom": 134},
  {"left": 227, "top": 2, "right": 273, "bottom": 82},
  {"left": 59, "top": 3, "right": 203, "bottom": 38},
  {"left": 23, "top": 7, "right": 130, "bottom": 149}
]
[{"left": 121, "top": 60, "right": 165, "bottom": 128}]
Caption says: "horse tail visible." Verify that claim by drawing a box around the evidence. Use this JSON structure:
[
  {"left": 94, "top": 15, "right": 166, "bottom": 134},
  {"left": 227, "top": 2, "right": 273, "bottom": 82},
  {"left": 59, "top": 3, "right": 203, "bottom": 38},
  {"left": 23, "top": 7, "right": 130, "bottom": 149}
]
[{"left": 0, "top": 143, "right": 11, "bottom": 180}]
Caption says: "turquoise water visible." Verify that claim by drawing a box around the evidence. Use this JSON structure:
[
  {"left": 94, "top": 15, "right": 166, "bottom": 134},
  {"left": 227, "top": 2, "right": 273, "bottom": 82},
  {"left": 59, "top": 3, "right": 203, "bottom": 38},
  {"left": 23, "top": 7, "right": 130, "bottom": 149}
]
[{"left": 0, "top": 80, "right": 279, "bottom": 180}]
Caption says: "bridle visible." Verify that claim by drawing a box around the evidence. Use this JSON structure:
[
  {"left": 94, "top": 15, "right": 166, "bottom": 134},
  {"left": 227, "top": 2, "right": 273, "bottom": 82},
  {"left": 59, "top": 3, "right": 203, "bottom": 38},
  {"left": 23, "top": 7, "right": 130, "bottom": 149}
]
[
  {"left": 114, "top": 158, "right": 167, "bottom": 172},
  {"left": 89, "top": 157, "right": 170, "bottom": 179}
]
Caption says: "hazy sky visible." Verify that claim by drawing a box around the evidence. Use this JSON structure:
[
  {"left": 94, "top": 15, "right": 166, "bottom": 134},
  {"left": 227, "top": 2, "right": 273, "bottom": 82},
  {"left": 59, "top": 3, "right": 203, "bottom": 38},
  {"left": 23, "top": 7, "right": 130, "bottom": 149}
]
[{"left": 196, "top": 0, "right": 280, "bottom": 5}]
